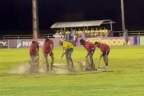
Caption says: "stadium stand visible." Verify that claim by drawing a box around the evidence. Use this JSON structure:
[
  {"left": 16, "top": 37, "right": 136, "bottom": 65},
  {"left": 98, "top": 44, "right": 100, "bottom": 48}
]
[
  {"left": 51, "top": 20, "right": 115, "bottom": 42},
  {"left": 55, "top": 28, "right": 109, "bottom": 38}
]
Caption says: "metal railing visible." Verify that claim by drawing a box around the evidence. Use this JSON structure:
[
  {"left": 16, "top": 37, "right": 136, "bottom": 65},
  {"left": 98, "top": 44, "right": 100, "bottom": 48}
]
[
  {"left": 39, "top": 34, "right": 54, "bottom": 38},
  {"left": 3, "top": 34, "right": 54, "bottom": 39},
  {"left": 113, "top": 30, "right": 144, "bottom": 37}
]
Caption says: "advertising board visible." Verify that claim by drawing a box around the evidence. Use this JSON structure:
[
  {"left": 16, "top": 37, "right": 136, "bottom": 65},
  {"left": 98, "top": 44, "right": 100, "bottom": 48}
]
[
  {"left": 1, "top": 37, "right": 140, "bottom": 48},
  {"left": 0, "top": 40, "right": 8, "bottom": 48}
]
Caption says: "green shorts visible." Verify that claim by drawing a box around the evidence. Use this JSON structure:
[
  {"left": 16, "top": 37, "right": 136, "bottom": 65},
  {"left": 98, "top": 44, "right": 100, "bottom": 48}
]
[{"left": 66, "top": 49, "right": 73, "bottom": 54}]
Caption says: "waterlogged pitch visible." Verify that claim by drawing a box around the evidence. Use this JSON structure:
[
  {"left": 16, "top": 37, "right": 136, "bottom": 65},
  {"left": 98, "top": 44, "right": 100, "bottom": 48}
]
[{"left": 0, "top": 46, "right": 144, "bottom": 96}]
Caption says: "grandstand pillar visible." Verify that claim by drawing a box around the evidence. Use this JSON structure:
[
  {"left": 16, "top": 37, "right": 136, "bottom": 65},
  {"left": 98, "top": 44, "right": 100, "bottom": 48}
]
[
  {"left": 8, "top": 40, "right": 9, "bottom": 48},
  {"left": 110, "top": 22, "right": 113, "bottom": 31},
  {"left": 121, "top": 0, "right": 126, "bottom": 32},
  {"left": 64, "top": 27, "right": 66, "bottom": 40}
]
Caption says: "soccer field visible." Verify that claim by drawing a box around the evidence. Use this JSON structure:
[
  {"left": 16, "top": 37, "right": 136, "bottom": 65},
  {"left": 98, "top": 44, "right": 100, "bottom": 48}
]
[{"left": 0, "top": 46, "right": 144, "bottom": 96}]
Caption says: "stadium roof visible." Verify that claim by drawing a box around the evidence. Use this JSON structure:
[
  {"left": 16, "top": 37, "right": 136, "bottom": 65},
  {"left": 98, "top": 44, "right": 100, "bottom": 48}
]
[{"left": 50, "top": 20, "right": 115, "bottom": 28}]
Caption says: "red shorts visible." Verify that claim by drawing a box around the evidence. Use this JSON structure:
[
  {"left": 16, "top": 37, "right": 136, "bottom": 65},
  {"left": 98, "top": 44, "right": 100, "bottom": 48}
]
[
  {"left": 42, "top": 49, "right": 52, "bottom": 55},
  {"left": 43, "top": 51, "right": 53, "bottom": 56}
]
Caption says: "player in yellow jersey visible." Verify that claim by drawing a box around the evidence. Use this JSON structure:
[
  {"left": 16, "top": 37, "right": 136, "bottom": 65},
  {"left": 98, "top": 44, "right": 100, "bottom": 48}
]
[
  {"left": 104, "top": 28, "right": 108, "bottom": 36},
  {"left": 99, "top": 28, "right": 103, "bottom": 37},
  {"left": 91, "top": 28, "right": 94, "bottom": 37},
  {"left": 85, "top": 29, "right": 88, "bottom": 37},
  {"left": 77, "top": 29, "right": 81, "bottom": 37},
  {"left": 66, "top": 30, "right": 70, "bottom": 41},
  {"left": 60, "top": 40, "right": 74, "bottom": 70},
  {"left": 97, "top": 28, "right": 100, "bottom": 37},
  {"left": 87, "top": 30, "right": 91, "bottom": 37},
  {"left": 101, "top": 28, "right": 105, "bottom": 37},
  {"left": 95, "top": 28, "right": 99, "bottom": 37},
  {"left": 83, "top": 28, "right": 86, "bottom": 36},
  {"left": 61, "top": 31, "right": 65, "bottom": 39}
]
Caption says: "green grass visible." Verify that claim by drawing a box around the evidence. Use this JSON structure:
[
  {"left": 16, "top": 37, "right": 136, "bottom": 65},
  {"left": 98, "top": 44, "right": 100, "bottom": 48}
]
[{"left": 0, "top": 46, "right": 144, "bottom": 96}]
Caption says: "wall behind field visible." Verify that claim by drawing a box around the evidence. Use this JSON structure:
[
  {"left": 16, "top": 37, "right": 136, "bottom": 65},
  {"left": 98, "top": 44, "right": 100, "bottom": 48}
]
[
  {"left": 0, "top": 38, "right": 60, "bottom": 48},
  {"left": 0, "top": 37, "right": 140, "bottom": 48},
  {"left": 9, "top": 38, "right": 60, "bottom": 48},
  {"left": 80, "top": 37, "right": 139, "bottom": 46},
  {"left": 140, "top": 37, "right": 144, "bottom": 45}
]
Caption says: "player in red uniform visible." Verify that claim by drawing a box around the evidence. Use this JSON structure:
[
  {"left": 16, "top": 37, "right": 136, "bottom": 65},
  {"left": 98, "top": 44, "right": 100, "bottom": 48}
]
[
  {"left": 94, "top": 42, "right": 110, "bottom": 68},
  {"left": 29, "top": 41, "right": 39, "bottom": 73},
  {"left": 80, "top": 39, "right": 96, "bottom": 70},
  {"left": 42, "top": 37, "right": 54, "bottom": 71},
  {"left": 29, "top": 41, "right": 39, "bottom": 60}
]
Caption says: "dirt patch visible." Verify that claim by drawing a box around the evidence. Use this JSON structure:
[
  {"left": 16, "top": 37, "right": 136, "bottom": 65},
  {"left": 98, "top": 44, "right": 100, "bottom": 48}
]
[
  {"left": 9, "top": 63, "right": 69, "bottom": 75},
  {"left": 10, "top": 64, "right": 31, "bottom": 74},
  {"left": 9, "top": 63, "right": 110, "bottom": 75}
]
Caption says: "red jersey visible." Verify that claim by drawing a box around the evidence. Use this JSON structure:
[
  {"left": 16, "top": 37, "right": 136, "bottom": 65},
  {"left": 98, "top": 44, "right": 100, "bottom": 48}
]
[
  {"left": 82, "top": 42, "right": 95, "bottom": 52},
  {"left": 42, "top": 40, "right": 53, "bottom": 54},
  {"left": 98, "top": 43, "right": 109, "bottom": 52},
  {"left": 29, "top": 44, "right": 37, "bottom": 54}
]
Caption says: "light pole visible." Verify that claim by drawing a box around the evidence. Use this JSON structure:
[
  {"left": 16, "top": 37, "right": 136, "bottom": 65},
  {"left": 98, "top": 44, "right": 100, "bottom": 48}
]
[
  {"left": 32, "top": 0, "right": 39, "bottom": 39},
  {"left": 32, "top": 0, "right": 39, "bottom": 71},
  {"left": 121, "top": 0, "right": 126, "bottom": 32}
]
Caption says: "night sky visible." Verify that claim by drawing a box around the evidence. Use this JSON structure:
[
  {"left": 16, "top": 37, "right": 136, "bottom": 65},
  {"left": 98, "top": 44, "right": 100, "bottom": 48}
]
[{"left": 0, "top": 0, "right": 144, "bottom": 35}]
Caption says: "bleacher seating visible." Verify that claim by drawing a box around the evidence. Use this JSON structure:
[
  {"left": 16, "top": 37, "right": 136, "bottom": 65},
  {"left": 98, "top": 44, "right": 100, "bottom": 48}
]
[{"left": 56, "top": 28, "right": 109, "bottom": 38}]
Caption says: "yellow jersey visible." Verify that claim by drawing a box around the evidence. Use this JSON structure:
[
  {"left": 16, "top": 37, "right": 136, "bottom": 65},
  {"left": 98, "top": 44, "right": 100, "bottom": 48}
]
[
  {"left": 63, "top": 41, "right": 74, "bottom": 50},
  {"left": 101, "top": 30, "right": 104, "bottom": 35},
  {"left": 87, "top": 30, "right": 91, "bottom": 34},
  {"left": 78, "top": 31, "right": 81, "bottom": 36},
  {"left": 99, "top": 30, "right": 103, "bottom": 35},
  {"left": 91, "top": 30, "right": 94, "bottom": 34},
  {"left": 85, "top": 30, "right": 88, "bottom": 34},
  {"left": 104, "top": 29, "right": 108, "bottom": 35},
  {"left": 95, "top": 30, "right": 99, "bottom": 33},
  {"left": 66, "top": 31, "right": 70, "bottom": 35}
]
